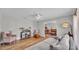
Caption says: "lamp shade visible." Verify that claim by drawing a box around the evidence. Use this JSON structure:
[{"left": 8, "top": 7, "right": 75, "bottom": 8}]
[{"left": 62, "top": 22, "right": 69, "bottom": 28}]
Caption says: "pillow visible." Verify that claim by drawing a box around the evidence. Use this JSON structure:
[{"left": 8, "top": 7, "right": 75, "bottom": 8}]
[{"left": 59, "top": 34, "right": 70, "bottom": 50}]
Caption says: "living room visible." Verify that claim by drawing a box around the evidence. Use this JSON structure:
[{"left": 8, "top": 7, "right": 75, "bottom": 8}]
[{"left": 0, "top": 8, "right": 78, "bottom": 50}]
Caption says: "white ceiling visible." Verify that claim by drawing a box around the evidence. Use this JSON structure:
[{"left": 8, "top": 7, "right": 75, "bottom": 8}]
[{"left": 0, "top": 8, "right": 76, "bottom": 20}]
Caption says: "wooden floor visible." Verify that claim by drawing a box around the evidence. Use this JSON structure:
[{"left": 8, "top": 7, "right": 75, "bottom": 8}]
[{"left": 0, "top": 37, "right": 45, "bottom": 50}]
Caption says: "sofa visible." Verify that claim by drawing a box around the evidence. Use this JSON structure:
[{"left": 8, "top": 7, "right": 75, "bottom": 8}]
[{"left": 25, "top": 34, "right": 76, "bottom": 50}]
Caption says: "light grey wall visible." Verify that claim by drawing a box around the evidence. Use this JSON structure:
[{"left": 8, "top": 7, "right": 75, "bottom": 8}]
[
  {"left": 73, "top": 9, "right": 79, "bottom": 49},
  {"left": 73, "top": 15, "right": 79, "bottom": 49},
  {"left": 0, "top": 8, "right": 75, "bottom": 39},
  {"left": 37, "top": 16, "right": 73, "bottom": 37},
  {"left": 78, "top": 18, "right": 79, "bottom": 44},
  {"left": 77, "top": 9, "right": 79, "bottom": 49},
  {"left": 0, "top": 8, "right": 74, "bottom": 40},
  {"left": 0, "top": 11, "right": 2, "bottom": 32},
  {"left": 78, "top": 17, "right": 79, "bottom": 49},
  {"left": 1, "top": 13, "right": 73, "bottom": 39},
  {"left": 1, "top": 15, "right": 36, "bottom": 40}
]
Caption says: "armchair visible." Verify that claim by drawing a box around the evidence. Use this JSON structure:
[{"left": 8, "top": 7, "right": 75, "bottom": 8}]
[
  {"left": 3, "top": 32, "right": 16, "bottom": 45},
  {"left": 0, "top": 32, "right": 16, "bottom": 45}
]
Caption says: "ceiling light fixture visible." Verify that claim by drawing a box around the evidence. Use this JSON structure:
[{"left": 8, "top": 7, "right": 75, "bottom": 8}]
[{"left": 35, "top": 13, "right": 42, "bottom": 20}]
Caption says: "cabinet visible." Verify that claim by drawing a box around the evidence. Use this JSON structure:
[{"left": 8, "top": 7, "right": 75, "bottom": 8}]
[{"left": 20, "top": 29, "right": 31, "bottom": 39}]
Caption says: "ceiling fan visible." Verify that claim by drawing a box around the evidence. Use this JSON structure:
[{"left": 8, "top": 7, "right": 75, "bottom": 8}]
[{"left": 24, "top": 12, "right": 42, "bottom": 20}]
